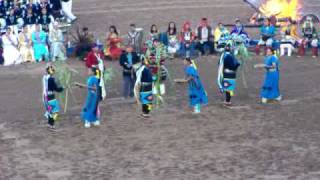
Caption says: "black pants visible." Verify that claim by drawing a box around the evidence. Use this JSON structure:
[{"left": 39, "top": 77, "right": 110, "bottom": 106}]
[
  {"left": 226, "top": 91, "right": 231, "bottom": 103},
  {"left": 142, "top": 104, "right": 151, "bottom": 114},
  {"left": 197, "top": 41, "right": 214, "bottom": 55},
  {"left": 48, "top": 116, "right": 54, "bottom": 126}
]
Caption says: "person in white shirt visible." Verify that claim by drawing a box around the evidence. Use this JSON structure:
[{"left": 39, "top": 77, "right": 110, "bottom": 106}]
[{"left": 2, "top": 27, "right": 22, "bottom": 66}]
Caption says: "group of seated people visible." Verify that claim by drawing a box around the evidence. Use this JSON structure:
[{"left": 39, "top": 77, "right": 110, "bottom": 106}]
[
  {"left": 99, "top": 17, "right": 319, "bottom": 62},
  {"left": 0, "top": 0, "right": 76, "bottom": 33},
  {"left": 97, "top": 18, "right": 250, "bottom": 61},
  {"left": 0, "top": 21, "right": 66, "bottom": 66},
  {"left": 257, "top": 17, "right": 319, "bottom": 58},
  {"left": 0, "top": 0, "right": 77, "bottom": 66}
]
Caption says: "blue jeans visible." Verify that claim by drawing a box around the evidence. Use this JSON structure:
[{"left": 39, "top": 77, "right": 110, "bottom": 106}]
[{"left": 123, "top": 75, "right": 135, "bottom": 98}]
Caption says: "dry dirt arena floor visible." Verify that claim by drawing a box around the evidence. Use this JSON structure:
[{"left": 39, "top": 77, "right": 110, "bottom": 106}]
[{"left": 1, "top": 0, "right": 320, "bottom": 180}]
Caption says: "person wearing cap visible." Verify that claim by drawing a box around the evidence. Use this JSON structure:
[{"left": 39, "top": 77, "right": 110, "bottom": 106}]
[
  {"left": 18, "top": 25, "right": 34, "bottom": 62},
  {"left": 2, "top": 27, "right": 22, "bottom": 66},
  {"left": 49, "top": 21, "right": 66, "bottom": 61},
  {"left": 254, "top": 47, "right": 281, "bottom": 104},
  {"left": 195, "top": 18, "right": 214, "bottom": 56},
  {"left": 78, "top": 67, "right": 102, "bottom": 128},
  {"left": 42, "top": 64, "right": 64, "bottom": 130},
  {"left": 119, "top": 45, "right": 139, "bottom": 99},
  {"left": 298, "top": 16, "right": 318, "bottom": 58},
  {"left": 133, "top": 58, "right": 154, "bottom": 118},
  {"left": 32, "top": 23, "right": 49, "bottom": 62},
  {"left": 217, "top": 43, "right": 240, "bottom": 106}
]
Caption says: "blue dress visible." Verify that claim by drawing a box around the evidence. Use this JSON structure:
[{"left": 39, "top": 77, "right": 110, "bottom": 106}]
[
  {"left": 32, "top": 31, "right": 49, "bottom": 62},
  {"left": 261, "top": 55, "right": 281, "bottom": 99},
  {"left": 81, "top": 76, "right": 101, "bottom": 122},
  {"left": 185, "top": 65, "right": 208, "bottom": 107}
]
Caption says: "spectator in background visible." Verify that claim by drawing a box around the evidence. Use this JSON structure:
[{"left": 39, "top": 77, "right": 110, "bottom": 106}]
[
  {"left": 120, "top": 46, "right": 139, "bottom": 99},
  {"left": 18, "top": 25, "right": 34, "bottom": 62},
  {"left": 2, "top": 27, "right": 22, "bottom": 66},
  {"left": 32, "top": 23, "right": 49, "bottom": 62},
  {"left": 61, "top": 0, "right": 77, "bottom": 23},
  {"left": 49, "top": 21, "right": 66, "bottom": 61},
  {"left": 255, "top": 18, "right": 276, "bottom": 55},
  {"left": 195, "top": 18, "right": 214, "bottom": 56}
]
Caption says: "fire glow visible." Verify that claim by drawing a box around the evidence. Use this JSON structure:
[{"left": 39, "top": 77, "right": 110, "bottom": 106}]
[{"left": 259, "top": 0, "right": 301, "bottom": 20}]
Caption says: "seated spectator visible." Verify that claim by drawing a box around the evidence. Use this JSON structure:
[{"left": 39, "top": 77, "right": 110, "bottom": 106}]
[
  {"left": 18, "top": 25, "right": 34, "bottom": 62},
  {"left": 38, "top": 7, "right": 53, "bottom": 32},
  {"left": 280, "top": 19, "right": 298, "bottom": 57},
  {"left": 104, "top": 25, "right": 122, "bottom": 60},
  {"left": 179, "top": 21, "right": 196, "bottom": 58},
  {"left": 230, "top": 18, "right": 249, "bottom": 44},
  {"left": 298, "top": 16, "right": 318, "bottom": 58},
  {"left": 2, "top": 27, "right": 22, "bottom": 66},
  {"left": 24, "top": 8, "right": 37, "bottom": 30},
  {"left": 195, "top": 17, "right": 214, "bottom": 55},
  {"left": 75, "top": 27, "right": 94, "bottom": 60},
  {"left": 32, "top": 23, "right": 49, "bottom": 62},
  {"left": 6, "top": 8, "right": 18, "bottom": 34},
  {"left": 255, "top": 18, "right": 276, "bottom": 55},
  {"left": 166, "top": 21, "right": 179, "bottom": 58},
  {"left": 49, "top": 21, "right": 66, "bottom": 61},
  {"left": 214, "top": 23, "right": 231, "bottom": 51}
]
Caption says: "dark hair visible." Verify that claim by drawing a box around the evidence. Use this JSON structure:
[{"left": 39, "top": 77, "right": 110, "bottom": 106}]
[
  {"left": 82, "top": 27, "right": 88, "bottom": 31},
  {"left": 150, "top": 24, "right": 158, "bottom": 34},
  {"left": 185, "top": 57, "right": 192, "bottom": 63},
  {"left": 109, "top": 25, "right": 118, "bottom": 35},
  {"left": 167, "top": 21, "right": 177, "bottom": 35},
  {"left": 130, "top": 24, "right": 135, "bottom": 27}
]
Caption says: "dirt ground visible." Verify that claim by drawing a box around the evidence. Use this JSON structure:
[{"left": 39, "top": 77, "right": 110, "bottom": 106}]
[{"left": 1, "top": 0, "right": 320, "bottom": 180}]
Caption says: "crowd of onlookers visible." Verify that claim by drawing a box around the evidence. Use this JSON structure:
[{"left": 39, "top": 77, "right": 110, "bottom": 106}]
[
  {"left": 0, "top": 0, "right": 76, "bottom": 65},
  {"left": 87, "top": 17, "right": 319, "bottom": 63}
]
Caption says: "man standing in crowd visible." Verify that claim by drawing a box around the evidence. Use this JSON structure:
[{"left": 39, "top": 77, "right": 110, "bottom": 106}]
[{"left": 120, "top": 45, "right": 139, "bottom": 99}]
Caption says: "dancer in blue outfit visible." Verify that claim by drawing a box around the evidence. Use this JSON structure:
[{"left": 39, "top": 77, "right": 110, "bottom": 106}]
[
  {"left": 217, "top": 44, "right": 240, "bottom": 106},
  {"left": 254, "top": 48, "right": 282, "bottom": 104},
  {"left": 176, "top": 58, "right": 208, "bottom": 114},
  {"left": 76, "top": 67, "right": 103, "bottom": 128}
]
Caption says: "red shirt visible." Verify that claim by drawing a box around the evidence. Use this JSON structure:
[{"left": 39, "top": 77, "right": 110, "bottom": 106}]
[{"left": 85, "top": 50, "right": 104, "bottom": 68}]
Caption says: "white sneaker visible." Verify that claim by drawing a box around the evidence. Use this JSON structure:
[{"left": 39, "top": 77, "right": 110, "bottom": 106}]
[
  {"left": 84, "top": 121, "right": 91, "bottom": 128},
  {"left": 93, "top": 120, "right": 100, "bottom": 126},
  {"left": 276, "top": 96, "right": 282, "bottom": 101},
  {"left": 261, "top": 98, "right": 268, "bottom": 104}
]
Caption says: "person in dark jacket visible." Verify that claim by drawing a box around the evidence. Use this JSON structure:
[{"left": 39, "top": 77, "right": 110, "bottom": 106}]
[
  {"left": 195, "top": 18, "right": 214, "bottom": 55},
  {"left": 133, "top": 57, "right": 154, "bottom": 118},
  {"left": 119, "top": 45, "right": 139, "bottom": 99}
]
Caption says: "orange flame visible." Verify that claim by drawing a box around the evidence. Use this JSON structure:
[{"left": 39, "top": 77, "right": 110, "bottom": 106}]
[{"left": 259, "top": 0, "right": 301, "bottom": 20}]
